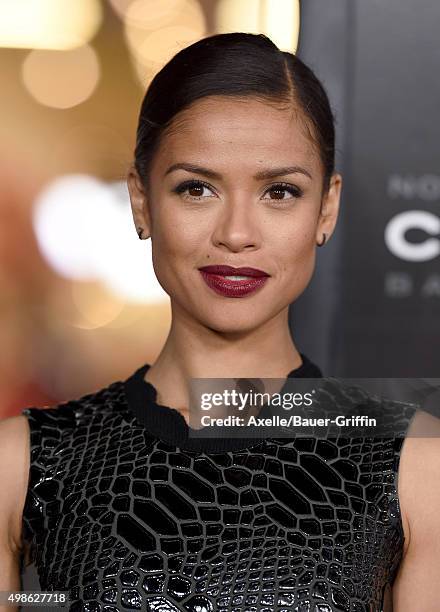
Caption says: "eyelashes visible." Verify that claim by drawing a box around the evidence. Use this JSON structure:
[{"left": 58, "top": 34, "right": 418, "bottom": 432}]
[
  {"left": 263, "top": 182, "right": 303, "bottom": 200},
  {"left": 172, "top": 179, "right": 303, "bottom": 202},
  {"left": 173, "top": 180, "right": 214, "bottom": 199}
]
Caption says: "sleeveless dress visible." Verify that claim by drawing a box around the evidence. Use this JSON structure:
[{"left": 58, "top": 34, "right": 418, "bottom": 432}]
[{"left": 20, "top": 354, "right": 416, "bottom": 612}]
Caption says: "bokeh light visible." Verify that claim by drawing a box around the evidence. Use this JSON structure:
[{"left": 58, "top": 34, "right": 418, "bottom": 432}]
[
  {"left": 132, "top": 24, "right": 203, "bottom": 86},
  {"left": 124, "top": 0, "right": 197, "bottom": 32},
  {"left": 21, "top": 45, "right": 100, "bottom": 109},
  {"left": 215, "top": 0, "right": 300, "bottom": 52},
  {"left": 0, "top": 0, "right": 102, "bottom": 50},
  {"left": 70, "top": 280, "right": 126, "bottom": 330},
  {"left": 123, "top": 0, "right": 206, "bottom": 88},
  {"left": 32, "top": 174, "right": 168, "bottom": 304}
]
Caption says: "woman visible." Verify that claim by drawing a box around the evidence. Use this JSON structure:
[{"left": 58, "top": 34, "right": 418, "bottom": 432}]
[{"left": 1, "top": 32, "right": 439, "bottom": 612}]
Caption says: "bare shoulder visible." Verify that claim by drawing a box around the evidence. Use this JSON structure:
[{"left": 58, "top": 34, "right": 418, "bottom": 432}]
[
  {"left": 397, "top": 409, "right": 440, "bottom": 544},
  {"left": 0, "top": 415, "right": 31, "bottom": 555},
  {"left": 392, "top": 408, "right": 440, "bottom": 611}
]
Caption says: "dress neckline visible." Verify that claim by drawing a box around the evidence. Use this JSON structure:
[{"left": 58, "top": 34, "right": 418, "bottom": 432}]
[{"left": 123, "top": 353, "right": 323, "bottom": 453}]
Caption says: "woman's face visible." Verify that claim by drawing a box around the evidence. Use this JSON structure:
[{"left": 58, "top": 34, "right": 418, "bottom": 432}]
[{"left": 128, "top": 96, "right": 342, "bottom": 334}]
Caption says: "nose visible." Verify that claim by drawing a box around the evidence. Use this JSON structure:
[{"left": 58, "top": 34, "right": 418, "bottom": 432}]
[{"left": 211, "top": 196, "right": 261, "bottom": 252}]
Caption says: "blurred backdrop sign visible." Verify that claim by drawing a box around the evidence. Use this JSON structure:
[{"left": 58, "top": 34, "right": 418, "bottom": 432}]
[{"left": 293, "top": 0, "right": 440, "bottom": 377}]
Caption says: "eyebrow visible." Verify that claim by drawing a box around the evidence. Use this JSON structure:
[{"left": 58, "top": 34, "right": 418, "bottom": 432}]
[{"left": 164, "top": 162, "right": 313, "bottom": 181}]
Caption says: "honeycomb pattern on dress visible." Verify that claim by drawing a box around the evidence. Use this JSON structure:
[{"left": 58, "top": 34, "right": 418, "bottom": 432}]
[{"left": 21, "top": 379, "right": 416, "bottom": 612}]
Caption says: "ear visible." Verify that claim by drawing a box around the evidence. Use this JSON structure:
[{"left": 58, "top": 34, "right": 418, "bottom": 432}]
[
  {"left": 316, "top": 172, "right": 342, "bottom": 244},
  {"left": 127, "top": 166, "right": 152, "bottom": 240}
]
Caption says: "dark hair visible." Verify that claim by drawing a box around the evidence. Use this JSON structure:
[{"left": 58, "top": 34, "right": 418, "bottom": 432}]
[{"left": 134, "top": 32, "right": 335, "bottom": 192}]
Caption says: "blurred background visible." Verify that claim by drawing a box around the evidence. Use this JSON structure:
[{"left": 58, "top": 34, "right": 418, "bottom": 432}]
[{"left": 1, "top": 0, "right": 439, "bottom": 421}]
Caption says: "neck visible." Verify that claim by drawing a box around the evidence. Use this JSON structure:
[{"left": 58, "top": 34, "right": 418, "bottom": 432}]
[{"left": 144, "top": 304, "right": 302, "bottom": 412}]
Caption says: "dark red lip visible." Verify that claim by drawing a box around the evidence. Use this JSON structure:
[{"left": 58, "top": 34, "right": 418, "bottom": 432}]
[
  {"left": 198, "top": 265, "right": 270, "bottom": 277},
  {"left": 199, "top": 270, "right": 269, "bottom": 298}
]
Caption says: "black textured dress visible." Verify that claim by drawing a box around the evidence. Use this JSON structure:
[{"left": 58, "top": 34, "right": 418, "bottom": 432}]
[{"left": 21, "top": 354, "right": 415, "bottom": 612}]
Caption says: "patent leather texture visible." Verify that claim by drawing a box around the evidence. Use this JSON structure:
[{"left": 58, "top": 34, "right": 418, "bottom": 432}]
[{"left": 21, "top": 356, "right": 416, "bottom": 612}]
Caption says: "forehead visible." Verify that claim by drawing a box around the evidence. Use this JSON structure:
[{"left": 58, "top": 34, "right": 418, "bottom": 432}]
[{"left": 153, "top": 96, "right": 320, "bottom": 175}]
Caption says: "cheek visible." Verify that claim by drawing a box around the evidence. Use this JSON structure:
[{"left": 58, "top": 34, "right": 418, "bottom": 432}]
[
  {"left": 273, "top": 215, "right": 317, "bottom": 262},
  {"left": 150, "top": 208, "right": 203, "bottom": 278},
  {"left": 270, "top": 214, "right": 318, "bottom": 293}
]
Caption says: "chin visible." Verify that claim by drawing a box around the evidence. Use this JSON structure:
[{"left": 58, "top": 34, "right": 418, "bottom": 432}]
[
  {"left": 206, "top": 323, "right": 260, "bottom": 336},
  {"left": 197, "top": 309, "right": 269, "bottom": 335}
]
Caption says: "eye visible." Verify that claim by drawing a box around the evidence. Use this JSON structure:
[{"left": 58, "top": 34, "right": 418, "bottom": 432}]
[
  {"left": 173, "top": 179, "right": 217, "bottom": 200},
  {"left": 172, "top": 179, "right": 303, "bottom": 203},
  {"left": 262, "top": 182, "right": 303, "bottom": 201}
]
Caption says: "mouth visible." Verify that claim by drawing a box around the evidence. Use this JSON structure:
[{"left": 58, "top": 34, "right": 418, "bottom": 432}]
[
  {"left": 198, "top": 265, "right": 270, "bottom": 298},
  {"left": 198, "top": 265, "right": 270, "bottom": 278}
]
